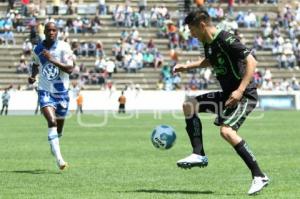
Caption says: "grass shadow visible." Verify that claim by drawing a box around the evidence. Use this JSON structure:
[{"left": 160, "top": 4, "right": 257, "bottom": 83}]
[
  {"left": 130, "top": 189, "right": 240, "bottom": 196},
  {"left": 133, "top": 189, "right": 214, "bottom": 195},
  {"left": 0, "top": 169, "right": 61, "bottom": 175}
]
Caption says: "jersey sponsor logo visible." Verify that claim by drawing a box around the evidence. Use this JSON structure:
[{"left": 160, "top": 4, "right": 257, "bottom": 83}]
[
  {"left": 42, "top": 94, "right": 50, "bottom": 103},
  {"left": 225, "top": 36, "right": 236, "bottom": 44},
  {"left": 213, "top": 54, "right": 227, "bottom": 76},
  {"left": 42, "top": 63, "right": 59, "bottom": 81}
]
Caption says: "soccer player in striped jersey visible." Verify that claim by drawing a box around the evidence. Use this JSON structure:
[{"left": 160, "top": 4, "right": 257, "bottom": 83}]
[
  {"left": 174, "top": 10, "right": 269, "bottom": 195},
  {"left": 28, "top": 21, "right": 74, "bottom": 170}
]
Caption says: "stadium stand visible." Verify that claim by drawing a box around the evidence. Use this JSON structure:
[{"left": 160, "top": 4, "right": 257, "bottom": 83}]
[{"left": 0, "top": 0, "right": 299, "bottom": 91}]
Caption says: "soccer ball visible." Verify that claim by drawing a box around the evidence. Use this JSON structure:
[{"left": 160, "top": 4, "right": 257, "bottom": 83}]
[{"left": 151, "top": 125, "right": 176, "bottom": 150}]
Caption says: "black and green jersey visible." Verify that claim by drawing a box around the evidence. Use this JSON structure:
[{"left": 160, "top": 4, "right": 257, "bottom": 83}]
[{"left": 204, "top": 29, "right": 256, "bottom": 98}]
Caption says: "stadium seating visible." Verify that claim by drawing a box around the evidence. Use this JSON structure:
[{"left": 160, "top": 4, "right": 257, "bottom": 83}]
[{"left": 0, "top": 0, "right": 299, "bottom": 90}]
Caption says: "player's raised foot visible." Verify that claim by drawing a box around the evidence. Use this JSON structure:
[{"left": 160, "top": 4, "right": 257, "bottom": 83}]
[
  {"left": 57, "top": 159, "right": 69, "bottom": 171},
  {"left": 177, "top": 154, "right": 208, "bottom": 169},
  {"left": 248, "top": 174, "right": 269, "bottom": 195}
]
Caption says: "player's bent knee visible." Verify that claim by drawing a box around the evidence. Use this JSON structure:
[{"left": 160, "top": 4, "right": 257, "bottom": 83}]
[
  {"left": 220, "top": 126, "right": 235, "bottom": 140},
  {"left": 182, "top": 103, "right": 192, "bottom": 116},
  {"left": 182, "top": 98, "right": 198, "bottom": 117}
]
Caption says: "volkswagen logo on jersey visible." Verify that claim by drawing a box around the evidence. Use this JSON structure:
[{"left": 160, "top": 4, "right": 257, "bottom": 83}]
[{"left": 42, "top": 63, "right": 59, "bottom": 81}]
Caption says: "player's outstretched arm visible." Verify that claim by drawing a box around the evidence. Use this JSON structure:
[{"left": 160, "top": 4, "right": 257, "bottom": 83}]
[
  {"left": 42, "top": 49, "right": 74, "bottom": 74},
  {"left": 173, "top": 58, "right": 211, "bottom": 72}
]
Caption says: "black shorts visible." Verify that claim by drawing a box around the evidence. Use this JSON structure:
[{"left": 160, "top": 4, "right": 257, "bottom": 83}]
[
  {"left": 195, "top": 91, "right": 257, "bottom": 131},
  {"left": 119, "top": 104, "right": 125, "bottom": 109}
]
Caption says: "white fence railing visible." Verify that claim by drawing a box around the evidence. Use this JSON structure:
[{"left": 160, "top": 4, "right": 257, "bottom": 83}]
[{"left": 0, "top": 90, "right": 300, "bottom": 113}]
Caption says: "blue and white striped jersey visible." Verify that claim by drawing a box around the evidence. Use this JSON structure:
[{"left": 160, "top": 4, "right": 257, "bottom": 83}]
[{"left": 32, "top": 40, "right": 74, "bottom": 93}]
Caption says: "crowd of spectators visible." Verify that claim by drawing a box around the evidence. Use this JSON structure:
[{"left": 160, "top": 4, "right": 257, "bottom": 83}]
[
  {"left": 203, "top": 0, "right": 277, "bottom": 4},
  {"left": 253, "top": 67, "right": 300, "bottom": 91},
  {"left": 67, "top": 27, "right": 167, "bottom": 88},
  {"left": 186, "top": 67, "right": 213, "bottom": 90},
  {"left": 0, "top": 9, "right": 19, "bottom": 46},
  {"left": 249, "top": 3, "right": 300, "bottom": 71},
  {"left": 3, "top": 0, "right": 300, "bottom": 92},
  {"left": 110, "top": 29, "right": 160, "bottom": 72},
  {"left": 112, "top": 3, "right": 170, "bottom": 28}
]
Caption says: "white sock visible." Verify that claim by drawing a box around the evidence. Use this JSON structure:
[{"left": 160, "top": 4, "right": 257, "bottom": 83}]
[{"left": 48, "top": 127, "right": 64, "bottom": 163}]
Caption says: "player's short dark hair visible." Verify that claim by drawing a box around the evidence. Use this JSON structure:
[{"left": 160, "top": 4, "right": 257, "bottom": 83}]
[
  {"left": 184, "top": 9, "right": 211, "bottom": 26},
  {"left": 45, "top": 21, "right": 57, "bottom": 29}
]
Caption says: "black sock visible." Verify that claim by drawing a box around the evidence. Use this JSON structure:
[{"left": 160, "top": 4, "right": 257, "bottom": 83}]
[
  {"left": 185, "top": 114, "right": 205, "bottom": 156},
  {"left": 234, "top": 140, "right": 264, "bottom": 178}
]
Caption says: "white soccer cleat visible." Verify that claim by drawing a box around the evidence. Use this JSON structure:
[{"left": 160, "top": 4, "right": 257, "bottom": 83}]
[
  {"left": 248, "top": 174, "right": 269, "bottom": 195},
  {"left": 177, "top": 153, "right": 208, "bottom": 169},
  {"left": 57, "top": 159, "right": 69, "bottom": 171}
]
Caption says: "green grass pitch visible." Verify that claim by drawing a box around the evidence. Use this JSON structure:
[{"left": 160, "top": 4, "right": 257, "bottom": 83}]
[{"left": 0, "top": 111, "right": 299, "bottom": 199}]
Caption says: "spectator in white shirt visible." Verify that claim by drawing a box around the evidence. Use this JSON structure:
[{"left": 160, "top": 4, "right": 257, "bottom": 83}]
[
  {"left": 105, "top": 58, "right": 115, "bottom": 78},
  {"left": 287, "top": 53, "right": 296, "bottom": 69},
  {"left": 138, "top": 0, "right": 147, "bottom": 12},
  {"left": 261, "top": 79, "right": 273, "bottom": 90},
  {"left": 295, "top": 3, "right": 300, "bottom": 22},
  {"left": 277, "top": 53, "right": 287, "bottom": 69},
  {"left": 23, "top": 38, "right": 32, "bottom": 56},
  {"left": 244, "top": 10, "right": 257, "bottom": 28},
  {"left": 283, "top": 38, "right": 293, "bottom": 55},
  {"left": 95, "top": 56, "right": 106, "bottom": 73},
  {"left": 263, "top": 67, "right": 272, "bottom": 80}
]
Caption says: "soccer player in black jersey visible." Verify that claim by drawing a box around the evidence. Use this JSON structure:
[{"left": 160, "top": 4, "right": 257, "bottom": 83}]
[{"left": 174, "top": 10, "right": 269, "bottom": 195}]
